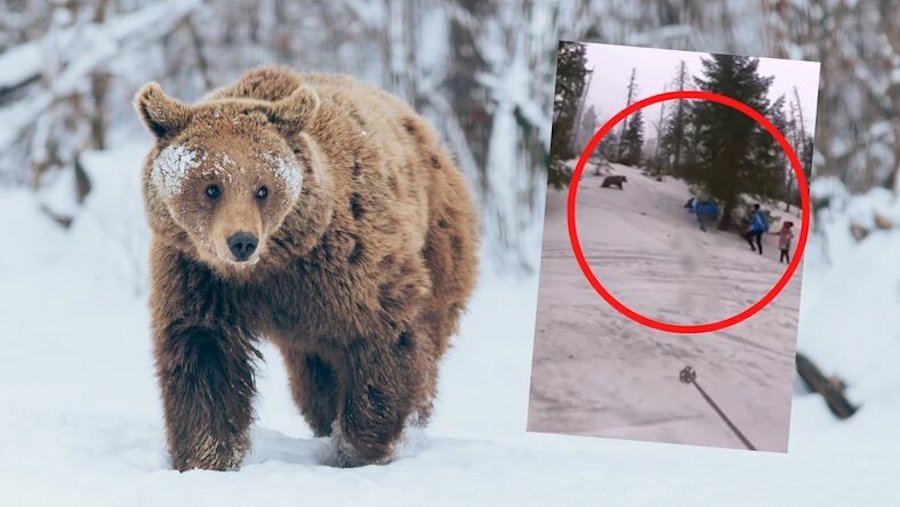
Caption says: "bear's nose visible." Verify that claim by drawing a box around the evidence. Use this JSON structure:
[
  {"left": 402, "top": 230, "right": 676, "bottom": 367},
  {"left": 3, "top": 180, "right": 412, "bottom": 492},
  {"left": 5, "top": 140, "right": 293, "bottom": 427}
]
[{"left": 227, "top": 232, "right": 258, "bottom": 262}]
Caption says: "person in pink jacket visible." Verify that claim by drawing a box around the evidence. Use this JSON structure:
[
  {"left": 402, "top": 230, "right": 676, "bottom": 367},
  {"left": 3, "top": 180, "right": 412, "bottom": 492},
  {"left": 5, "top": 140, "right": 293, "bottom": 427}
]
[{"left": 772, "top": 221, "right": 795, "bottom": 263}]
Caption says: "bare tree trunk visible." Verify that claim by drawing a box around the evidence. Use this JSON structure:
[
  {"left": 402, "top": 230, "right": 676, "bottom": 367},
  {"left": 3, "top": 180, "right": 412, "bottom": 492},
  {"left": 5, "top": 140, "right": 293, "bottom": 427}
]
[
  {"left": 653, "top": 86, "right": 666, "bottom": 169},
  {"left": 796, "top": 352, "right": 858, "bottom": 420},
  {"left": 718, "top": 196, "right": 735, "bottom": 231},
  {"left": 184, "top": 15, "right": 214, "bottom": 90},
  {"left": 446, "top": 0, "right": 490, "bottom": 171},
  {"left": 572, "top": 66, "right": 594, "bottom": 155},
  {"left": 671, "top": 61, "right": 687, "bottom": 173},
  {"left": 272, "top": 0, "right": 293, "bottom": 62},
  {"left": 88, "top": 72, "right": 108, "bottom": 151},
  {"left": 86, "top": 0, "right": 111, "bottom": 154}
]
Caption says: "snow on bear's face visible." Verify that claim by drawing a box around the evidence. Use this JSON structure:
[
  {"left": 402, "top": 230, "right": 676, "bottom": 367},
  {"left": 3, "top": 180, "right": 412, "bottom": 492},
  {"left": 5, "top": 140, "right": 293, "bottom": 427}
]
[
  {"left": 150, "top": 138, "right": 301, "bottom": 269},
  {"left": 134, "top": 82, "right": 320, "bottom": 271}
]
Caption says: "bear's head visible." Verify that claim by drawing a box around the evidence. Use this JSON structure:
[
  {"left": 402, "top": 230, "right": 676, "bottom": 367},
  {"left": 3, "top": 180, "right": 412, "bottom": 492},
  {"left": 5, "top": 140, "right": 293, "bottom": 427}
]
[{"left": 134, "top": 82, "right": 321, "bottom": 272}]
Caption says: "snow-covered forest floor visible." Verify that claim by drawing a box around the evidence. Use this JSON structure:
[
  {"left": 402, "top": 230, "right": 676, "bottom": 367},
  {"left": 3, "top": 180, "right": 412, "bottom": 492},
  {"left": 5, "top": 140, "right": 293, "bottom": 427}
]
[
  {"left": 580, "top": 163, "right": 803, "bottom": 323},
  {"left": 0, "top": 148, "right": 897, "bottom": 504},
  {"left": 529, "top": 163, "right": 801, "bottom": 451}
]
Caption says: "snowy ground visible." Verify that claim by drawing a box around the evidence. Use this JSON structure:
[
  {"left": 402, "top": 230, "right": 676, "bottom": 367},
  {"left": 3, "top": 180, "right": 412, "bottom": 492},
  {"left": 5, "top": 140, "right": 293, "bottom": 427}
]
[
  {"left": 528, "top": 164, "right": 802, "bottom": 452},
  {"left": 577, "top": 164, "right": 803, "bottom": 325},
  {"left": 0, "top": 148, "right": 897, "bottom": 505}
]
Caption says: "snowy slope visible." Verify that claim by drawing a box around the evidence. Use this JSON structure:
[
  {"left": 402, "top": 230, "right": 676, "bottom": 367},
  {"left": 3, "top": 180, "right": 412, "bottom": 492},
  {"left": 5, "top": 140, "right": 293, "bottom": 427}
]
[
  {"left": 0, "top": 148, "right": 897, "bottom": 505},
  {"left": 579, "top": 163, "right": 803, "bottom": 325},
  {"left": 529, "top": 164, "right": 802, "bottom": 452}
]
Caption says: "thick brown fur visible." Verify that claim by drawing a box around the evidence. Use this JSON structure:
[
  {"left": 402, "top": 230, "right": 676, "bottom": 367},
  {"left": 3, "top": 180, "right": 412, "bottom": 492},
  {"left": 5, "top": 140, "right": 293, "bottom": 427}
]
[
  {"left": 600, "top": 174, "right": 627, "bottom": 190},
  {"left": 135, "top": 66, "right": 478, "bottom": 471}
]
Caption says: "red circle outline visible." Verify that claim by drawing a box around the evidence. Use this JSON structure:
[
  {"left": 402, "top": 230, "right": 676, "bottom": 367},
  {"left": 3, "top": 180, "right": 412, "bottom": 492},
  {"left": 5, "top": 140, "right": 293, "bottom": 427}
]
[{"left": 566, "top": 90, "right": 810, "bottom": 334}]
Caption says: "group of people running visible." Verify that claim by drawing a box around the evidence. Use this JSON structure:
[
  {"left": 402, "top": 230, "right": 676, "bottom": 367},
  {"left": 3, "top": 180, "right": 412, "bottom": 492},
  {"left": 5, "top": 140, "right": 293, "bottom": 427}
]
[
  {"left": 744, "top": 203, "right": 795, "bottom": 264},
  {"left": 686, "top": 197, "right": 795, "bottom": 263}
]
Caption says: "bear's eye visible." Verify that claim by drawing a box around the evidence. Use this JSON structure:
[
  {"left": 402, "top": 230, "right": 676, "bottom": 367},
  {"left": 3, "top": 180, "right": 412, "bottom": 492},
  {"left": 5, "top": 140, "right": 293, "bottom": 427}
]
[
  {"left": 256, "top": 186, "right": 268, "bottom": 201},
  {"left": 205, "top": 184, "right": 221, "bottom": 200}
]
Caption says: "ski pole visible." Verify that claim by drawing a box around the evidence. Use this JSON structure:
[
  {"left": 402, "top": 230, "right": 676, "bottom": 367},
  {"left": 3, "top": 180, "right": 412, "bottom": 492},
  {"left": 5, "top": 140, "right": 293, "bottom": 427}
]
[{"left": 679, "top": 366, "right": 757, "bottom": 451}]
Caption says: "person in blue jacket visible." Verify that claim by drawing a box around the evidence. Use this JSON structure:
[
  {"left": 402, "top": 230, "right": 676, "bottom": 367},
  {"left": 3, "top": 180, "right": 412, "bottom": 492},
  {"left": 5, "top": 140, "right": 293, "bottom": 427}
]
[
  {"left": 693, "top": 200, "right": 719, "bottom": 232},
  {"left": 743, "top": 204, "right": 768, "bottom": 254}
]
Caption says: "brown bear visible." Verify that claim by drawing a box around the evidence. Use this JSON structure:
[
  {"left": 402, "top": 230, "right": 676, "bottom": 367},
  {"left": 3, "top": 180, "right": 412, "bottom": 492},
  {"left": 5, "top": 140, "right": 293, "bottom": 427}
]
[
  {"left": 600, "top": 174, "right": 627, "bottom": 190},
  {"left": 133, "top": 66, "right": 478, "bottom": 471}
]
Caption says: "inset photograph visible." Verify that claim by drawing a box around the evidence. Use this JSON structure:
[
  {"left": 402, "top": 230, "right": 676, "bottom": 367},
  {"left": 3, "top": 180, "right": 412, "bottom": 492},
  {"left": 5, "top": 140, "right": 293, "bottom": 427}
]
[{"left": 529, "top": 42, "right": 820, "bottom": 451}]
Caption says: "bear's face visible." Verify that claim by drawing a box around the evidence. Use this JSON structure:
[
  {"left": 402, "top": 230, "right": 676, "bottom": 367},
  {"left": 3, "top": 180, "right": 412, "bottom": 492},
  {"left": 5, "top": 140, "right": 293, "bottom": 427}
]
[
  {"left": 134, "top": 82, "right": 320, "bottom": 271},
  {"left": 149, "top": 129, "right": 299, "bottom": 268}
]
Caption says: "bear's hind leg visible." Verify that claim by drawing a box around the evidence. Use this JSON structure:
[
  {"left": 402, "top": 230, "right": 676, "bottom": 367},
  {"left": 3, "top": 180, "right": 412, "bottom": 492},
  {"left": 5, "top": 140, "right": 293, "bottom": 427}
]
[
  {"left": 279, "top": 345, "right": 339, "bottom": 437},
  {"left": 155, "top": 325, "right": 259, "bottom": 471}
]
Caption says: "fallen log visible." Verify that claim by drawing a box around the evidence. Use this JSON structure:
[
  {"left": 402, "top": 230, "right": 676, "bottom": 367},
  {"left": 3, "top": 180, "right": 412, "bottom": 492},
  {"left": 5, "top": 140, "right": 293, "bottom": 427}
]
[{"left": 795, "top": 351, "right": 858, "bottom": 419}]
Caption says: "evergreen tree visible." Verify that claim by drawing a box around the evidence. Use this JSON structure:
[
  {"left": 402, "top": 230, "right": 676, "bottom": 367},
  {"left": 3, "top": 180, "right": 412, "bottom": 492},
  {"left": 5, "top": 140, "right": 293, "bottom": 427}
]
[
  {"left": 799, "top": 133, "right": 814, "bottom": 190},
  {"left": 659, "top": 60, "right": 689, "bottom": 173},
  {"left": 614, "top": 67, "right": 639, "bottom": 162},
  {"left": 619, "top": 108, "right": 645, "bottom": 166},
  {"left": 679, "top": 112, "right": 701, "bottom": 180},
  {"left": 748, "top": 94, "right": 789, "bottom": 201},
  {"left": 691, "top": 54, "right": 775, "bottom": 230},
  {"left": 598, "top": 130, "right": 619, "bottom": 161},
  {"left": 548, "top": 40, "right": 590, "bottom": 189}
]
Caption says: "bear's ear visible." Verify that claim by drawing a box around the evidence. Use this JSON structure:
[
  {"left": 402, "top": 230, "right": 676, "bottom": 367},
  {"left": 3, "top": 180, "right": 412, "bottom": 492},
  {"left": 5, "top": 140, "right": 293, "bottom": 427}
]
[
  {"left": 134, "top": 82, "right": 191, "bottom": 140},
  {"left": 265, "top": 84, "right": 320, "bottom": 135}
]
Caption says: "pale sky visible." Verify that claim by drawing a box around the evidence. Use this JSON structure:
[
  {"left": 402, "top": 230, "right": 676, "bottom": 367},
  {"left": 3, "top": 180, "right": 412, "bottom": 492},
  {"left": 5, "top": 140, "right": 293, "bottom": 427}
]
[{"left": 580, "top": 43, "right": 821, "bottom": 142}]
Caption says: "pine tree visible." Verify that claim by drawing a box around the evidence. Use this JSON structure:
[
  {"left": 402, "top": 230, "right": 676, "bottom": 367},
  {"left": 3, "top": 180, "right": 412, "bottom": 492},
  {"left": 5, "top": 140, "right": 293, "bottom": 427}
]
[
  {"left": 659, "top": 60, "right": 690, "bottom": 173},
  {"left": 619, "top": 108, "right": 645, "bottom": 166},
  {"left": 680, "top": 113, "right": 701, "bottom": 180},
  {"left": 691, "top": 54, "right": 775, "bottom": 230},
  {"left": 750, "top": 94, "right": 789, "bottom": 200},
  {"left": 598, "top": 130, "right": 619, "bottom": 161},
  {"left": 548, "top": 40, "right": 590, "bottom": 189},
  {"left": 799, "top": 133, "right": 814, "bottom": 189},
  {"left": 614, "top": 67, "right": 639, "bottom": 163}
]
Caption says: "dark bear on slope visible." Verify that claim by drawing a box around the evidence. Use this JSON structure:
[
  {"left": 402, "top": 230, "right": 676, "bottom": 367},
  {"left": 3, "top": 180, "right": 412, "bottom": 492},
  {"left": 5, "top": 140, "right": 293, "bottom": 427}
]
[{"left": 601, "top": 175, "right": 627, "bottom": 190}]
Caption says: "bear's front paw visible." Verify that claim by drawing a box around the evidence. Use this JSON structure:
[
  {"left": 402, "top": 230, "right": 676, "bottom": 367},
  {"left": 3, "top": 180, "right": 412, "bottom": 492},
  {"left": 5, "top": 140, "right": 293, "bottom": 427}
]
[
  {"left": 170, "top": 434, "right": 248, "bottom": 472},
  {"left": 330, "top": 421, "right": 395, "bottom": 468}
]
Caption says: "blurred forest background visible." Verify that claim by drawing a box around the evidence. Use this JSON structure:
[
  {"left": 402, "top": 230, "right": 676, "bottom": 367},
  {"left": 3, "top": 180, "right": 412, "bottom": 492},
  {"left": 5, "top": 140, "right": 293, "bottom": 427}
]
[{"left": 0, "top": 0, "right": 897, "bottom": 275}]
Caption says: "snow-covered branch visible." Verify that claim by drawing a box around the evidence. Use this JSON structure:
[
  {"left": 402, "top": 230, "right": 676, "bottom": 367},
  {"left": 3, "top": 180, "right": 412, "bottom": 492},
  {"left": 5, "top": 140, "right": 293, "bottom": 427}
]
[{"left": 0, "top": 0, "right": 200, "bottom": 150}]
